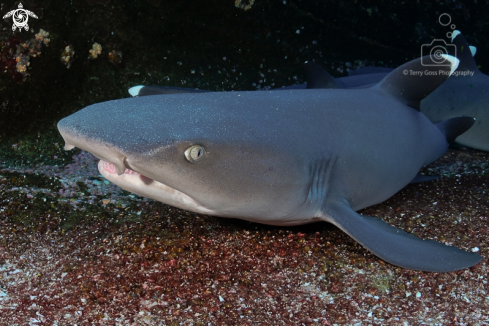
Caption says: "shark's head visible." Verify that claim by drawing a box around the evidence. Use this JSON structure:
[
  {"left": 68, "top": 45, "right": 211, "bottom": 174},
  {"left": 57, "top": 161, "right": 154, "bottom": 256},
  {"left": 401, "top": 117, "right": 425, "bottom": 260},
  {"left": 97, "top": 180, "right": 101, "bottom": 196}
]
[{"left": 58, "top": 92, "right": 318, "bottom": 225}]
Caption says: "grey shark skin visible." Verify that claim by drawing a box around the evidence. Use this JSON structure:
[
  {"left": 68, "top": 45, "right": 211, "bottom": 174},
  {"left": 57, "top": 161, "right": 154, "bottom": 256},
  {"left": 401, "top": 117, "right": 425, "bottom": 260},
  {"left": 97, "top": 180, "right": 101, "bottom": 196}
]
[
  {"left": 58, "top": 55, "right": 481, "bottom": 272},
  {"left": 421, "top": 31, "right": 489, "bottom": 151}
]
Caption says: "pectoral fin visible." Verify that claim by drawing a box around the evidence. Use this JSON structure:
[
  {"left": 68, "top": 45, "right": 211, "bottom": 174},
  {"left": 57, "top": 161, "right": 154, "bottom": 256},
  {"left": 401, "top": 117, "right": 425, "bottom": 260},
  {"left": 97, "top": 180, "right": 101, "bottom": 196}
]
[{"left": 322, "top": 198, "right": 482, "bottom": 272}]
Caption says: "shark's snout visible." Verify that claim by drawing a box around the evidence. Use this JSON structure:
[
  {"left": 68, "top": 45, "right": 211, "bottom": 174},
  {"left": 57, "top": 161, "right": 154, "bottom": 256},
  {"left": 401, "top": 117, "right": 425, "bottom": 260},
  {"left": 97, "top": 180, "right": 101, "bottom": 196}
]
[
  {"left": 58, "top": 122, "right": 213, "bottom": 214},
  {"left": 58, "top": 122, "right": 130, "bottom": 175}
]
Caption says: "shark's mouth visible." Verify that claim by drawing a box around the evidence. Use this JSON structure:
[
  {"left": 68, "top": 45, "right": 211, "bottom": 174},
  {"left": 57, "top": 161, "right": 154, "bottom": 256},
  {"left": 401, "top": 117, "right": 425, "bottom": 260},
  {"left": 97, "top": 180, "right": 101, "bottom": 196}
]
[
  {"left": 101, "top": 160, "right": 141, "bottom": 176},
  {"left": 98, "top": 160, "right": 215, "bottom": 215}
]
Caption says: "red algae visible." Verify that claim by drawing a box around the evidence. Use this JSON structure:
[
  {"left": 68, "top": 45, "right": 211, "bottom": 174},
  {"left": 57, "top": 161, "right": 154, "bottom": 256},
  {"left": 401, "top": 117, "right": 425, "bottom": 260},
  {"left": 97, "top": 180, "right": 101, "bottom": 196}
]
[
  {"left": 0, "top": 148, "right": 488, "bottom": 324},
  {"left": 0, "top": 29, "right": 50, "bottom": 82},
  {"left": 0, "top": 37, "right": 24, "bottom": 81}
]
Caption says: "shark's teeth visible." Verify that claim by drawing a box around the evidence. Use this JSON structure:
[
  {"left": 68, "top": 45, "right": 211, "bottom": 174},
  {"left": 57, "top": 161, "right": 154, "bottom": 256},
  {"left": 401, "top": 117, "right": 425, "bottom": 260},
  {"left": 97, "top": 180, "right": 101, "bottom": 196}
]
[
  {"left": 102, "top": 160, "right": 117, "bottom": 174},
  {"left": 102, "top": 160, "right": 140, "bottom": 175}
]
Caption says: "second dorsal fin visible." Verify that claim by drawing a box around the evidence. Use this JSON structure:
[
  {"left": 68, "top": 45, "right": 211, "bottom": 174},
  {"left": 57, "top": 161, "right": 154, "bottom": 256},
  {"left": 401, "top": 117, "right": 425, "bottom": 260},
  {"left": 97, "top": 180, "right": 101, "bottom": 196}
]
[
  {"left": 304, "top": 62, "right": 343, "bottom": 89},
  {"left": 375, "top": 55, "right": 459, "bottom": 111}
]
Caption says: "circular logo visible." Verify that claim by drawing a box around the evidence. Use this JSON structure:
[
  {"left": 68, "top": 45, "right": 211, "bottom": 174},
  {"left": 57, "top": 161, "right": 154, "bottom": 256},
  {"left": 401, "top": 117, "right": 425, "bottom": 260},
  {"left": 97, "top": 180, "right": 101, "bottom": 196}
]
[
  {"left": 2, "top": 3, "right": 38, "bottom": 32},
  {"left": 438, "top": 13, "right": 451, "bottom": 26},
  {"left": 430, "top": 46, "right": 448, "bottom": 64},
  {"left": 13, "top": 9, "right": 29, "bottom": 28}
]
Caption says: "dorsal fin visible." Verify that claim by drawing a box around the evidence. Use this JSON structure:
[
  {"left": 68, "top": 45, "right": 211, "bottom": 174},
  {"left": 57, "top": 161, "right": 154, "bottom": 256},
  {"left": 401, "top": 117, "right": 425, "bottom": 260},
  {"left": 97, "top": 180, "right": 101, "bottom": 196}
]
[
  {"left": 451, "top": 30, "right": 479, "bottom": 71},
  {"left": 304, "top": 62, "right": 343, "bottom": 89},
  {"left": 374, "top": 55, "right": 459, "bottom": 111}
]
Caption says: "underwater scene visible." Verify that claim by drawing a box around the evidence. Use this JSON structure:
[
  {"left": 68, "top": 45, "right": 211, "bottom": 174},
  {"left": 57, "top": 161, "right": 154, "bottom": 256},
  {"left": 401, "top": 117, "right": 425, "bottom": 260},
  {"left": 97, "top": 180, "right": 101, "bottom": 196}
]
[{"left": 1, "top": 0, "right": 489, "bottom": 324}]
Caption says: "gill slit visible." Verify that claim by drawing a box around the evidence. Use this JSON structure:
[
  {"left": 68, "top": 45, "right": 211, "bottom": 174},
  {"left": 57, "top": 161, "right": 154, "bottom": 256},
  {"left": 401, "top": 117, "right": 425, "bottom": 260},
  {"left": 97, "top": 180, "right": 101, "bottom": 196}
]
[{"left": 303, "top": 155, "right": 338, "bottom": 211}]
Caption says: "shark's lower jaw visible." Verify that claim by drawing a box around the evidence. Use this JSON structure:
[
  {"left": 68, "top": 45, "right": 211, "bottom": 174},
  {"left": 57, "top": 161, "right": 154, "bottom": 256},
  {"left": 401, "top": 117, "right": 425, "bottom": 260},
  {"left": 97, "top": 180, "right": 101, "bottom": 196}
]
[{"left": 98, "top": 160, "right": 215, "bottom": 215}]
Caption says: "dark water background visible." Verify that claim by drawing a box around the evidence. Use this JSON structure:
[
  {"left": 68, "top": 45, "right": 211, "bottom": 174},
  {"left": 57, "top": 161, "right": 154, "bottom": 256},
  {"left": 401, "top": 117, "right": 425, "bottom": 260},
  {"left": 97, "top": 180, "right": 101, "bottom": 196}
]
[{"left": 1, "top": 0, "right": 489, "bottom": 163}]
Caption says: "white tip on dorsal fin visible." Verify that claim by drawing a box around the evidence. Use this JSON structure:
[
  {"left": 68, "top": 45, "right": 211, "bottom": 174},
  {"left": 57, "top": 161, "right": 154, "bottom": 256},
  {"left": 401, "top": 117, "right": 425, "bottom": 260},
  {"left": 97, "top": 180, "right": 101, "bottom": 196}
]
[
  {"left": 469, "top": 46, "right": 477, "bottom": 56},
  {"left": 440, "top": 55, "right": 459, "bottom": 76},
  {"left": 451, "top": 30, "right": 461, "bottom": 42},
  {"left": 128, "top": 85, "right": 144, "bottom": 97}
]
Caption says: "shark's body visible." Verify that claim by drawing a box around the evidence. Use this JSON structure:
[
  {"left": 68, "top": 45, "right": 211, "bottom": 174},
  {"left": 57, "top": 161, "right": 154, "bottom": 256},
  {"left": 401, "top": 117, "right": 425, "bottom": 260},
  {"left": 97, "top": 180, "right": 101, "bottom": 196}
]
[
  {"left": 136, "top": 31, "right": 489, "bottom": 152},
  {"left": 58, "top": 56, "right": 481, "bottom": 272},
  {"left": 300, "top": 31, "right": 489, "bottom": 152}
]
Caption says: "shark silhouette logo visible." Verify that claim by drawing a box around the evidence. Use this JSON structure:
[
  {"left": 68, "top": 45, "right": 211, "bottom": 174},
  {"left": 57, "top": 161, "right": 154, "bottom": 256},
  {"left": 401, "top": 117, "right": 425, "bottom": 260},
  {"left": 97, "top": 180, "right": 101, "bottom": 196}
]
[{"left": 3, "top": 3, "right": 38, "bottom": 32}]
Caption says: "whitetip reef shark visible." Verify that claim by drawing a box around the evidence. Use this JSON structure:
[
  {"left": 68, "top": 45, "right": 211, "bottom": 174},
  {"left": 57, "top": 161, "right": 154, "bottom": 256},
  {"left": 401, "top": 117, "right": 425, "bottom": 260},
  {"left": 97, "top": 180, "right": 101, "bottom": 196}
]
[
  {"left": 58, "top": 55, "right": 482, "bottom": 272},
  {"left": 421, "top": 30, "right": 489, "bottom": 152}
]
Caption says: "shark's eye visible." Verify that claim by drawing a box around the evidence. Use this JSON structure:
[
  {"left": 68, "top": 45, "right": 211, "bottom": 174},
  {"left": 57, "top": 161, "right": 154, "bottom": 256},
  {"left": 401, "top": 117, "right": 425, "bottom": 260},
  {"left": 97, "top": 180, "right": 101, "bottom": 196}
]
[{"left": 184, "top": 145, "right": 206, "bottom": 163}]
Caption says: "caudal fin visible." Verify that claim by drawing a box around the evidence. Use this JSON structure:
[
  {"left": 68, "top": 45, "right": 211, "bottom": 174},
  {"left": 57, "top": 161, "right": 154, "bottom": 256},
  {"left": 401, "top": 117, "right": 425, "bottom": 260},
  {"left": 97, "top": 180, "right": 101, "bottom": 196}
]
[
  {"left": 436, "top": 116, "right": 476, "bottom": 144},
  {"left": 451, "top": 30, "right": 479, "bottom": 72}
]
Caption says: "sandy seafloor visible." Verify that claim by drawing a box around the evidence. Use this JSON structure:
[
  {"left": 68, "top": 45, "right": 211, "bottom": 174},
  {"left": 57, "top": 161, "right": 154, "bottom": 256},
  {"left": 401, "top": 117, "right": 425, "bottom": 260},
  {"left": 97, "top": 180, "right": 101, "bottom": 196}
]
[{"left": 0, "top": 147, "right": 487, "bottom": 325}]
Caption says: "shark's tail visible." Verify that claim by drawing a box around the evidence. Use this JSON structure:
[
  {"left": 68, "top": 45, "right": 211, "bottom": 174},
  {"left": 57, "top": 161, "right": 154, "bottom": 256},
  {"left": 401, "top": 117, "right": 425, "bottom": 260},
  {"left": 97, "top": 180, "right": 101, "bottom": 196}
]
[{"left": 435, "top": 116, "right": 475, "bottom": 144}]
